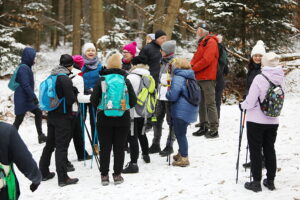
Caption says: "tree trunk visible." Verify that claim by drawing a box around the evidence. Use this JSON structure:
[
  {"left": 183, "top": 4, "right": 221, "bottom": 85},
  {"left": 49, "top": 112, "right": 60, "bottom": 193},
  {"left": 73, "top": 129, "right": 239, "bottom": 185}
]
[
  {"left": 58, "top": 0, "right": 65, "bottom": 44},
  {"left": 153, "top": 0, "right": 165, "bottom": 32},
  {"left": 72, "top": 0, "right": 81, "bottom": 55},
  {"left": 34, "top": 30, "right": 41, "bottom": 52},
  {"left": 91, "top": 0, "right": 105, "bottom": 46},
  {"left": 164, "top": 0, "right": 181, "bottom": 40}
]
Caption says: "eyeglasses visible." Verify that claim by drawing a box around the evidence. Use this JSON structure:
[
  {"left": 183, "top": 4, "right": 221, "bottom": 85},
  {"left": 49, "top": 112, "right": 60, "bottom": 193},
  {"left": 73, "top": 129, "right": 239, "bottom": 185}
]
[{"left": 123, "top": 51, "right": 130, "bottom": 54}]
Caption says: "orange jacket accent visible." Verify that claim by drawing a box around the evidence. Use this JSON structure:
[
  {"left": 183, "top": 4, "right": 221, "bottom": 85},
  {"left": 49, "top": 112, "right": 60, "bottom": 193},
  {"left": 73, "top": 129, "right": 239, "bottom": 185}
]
[{"left": 191, "top": 35, "right": 219, "bottom": 80}]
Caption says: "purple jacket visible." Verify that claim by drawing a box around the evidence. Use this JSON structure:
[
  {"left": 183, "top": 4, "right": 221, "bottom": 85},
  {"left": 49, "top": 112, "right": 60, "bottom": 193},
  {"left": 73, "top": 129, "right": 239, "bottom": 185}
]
[{"left": 241, "top": 66, "right": 285, "bottom": 124}]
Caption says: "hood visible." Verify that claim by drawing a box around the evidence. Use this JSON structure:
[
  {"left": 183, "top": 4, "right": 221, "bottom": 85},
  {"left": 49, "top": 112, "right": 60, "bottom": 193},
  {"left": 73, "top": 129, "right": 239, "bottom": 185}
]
[
  {"left": 21, "top": 47, "right": 36, "bottom": 67},
  {"left": 130, "top": 67, "right": 150, "bottom": 76},
  {"left": 174, "top": 68, "right": 195, "bottom": 79},
  {"left": 203, "top": 34, "right": 218, "bottom": 44},
  {"left": 100, "top": 68, "right": 127, "bottom": 76},
  {"left": 51, "top": 66, "right": 71, "bottom": 75},
  {"left": 261, "top": 66, "right": 284, "bottom": 85}
]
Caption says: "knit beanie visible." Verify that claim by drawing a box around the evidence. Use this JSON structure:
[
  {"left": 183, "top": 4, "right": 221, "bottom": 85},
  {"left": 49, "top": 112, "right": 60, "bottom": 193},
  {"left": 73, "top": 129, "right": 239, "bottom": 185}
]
[
  {"left": 155, "top": 30, "right": 166, "bottom": 40},
  {"left": 107, "top": 54, "right": 122, "bottom": 69},
  {"left": 82, "top": 43, "right": 96, "bottom": 55},
  {"left": 131, "top": 55, "right": 148, "bottom": 65},
  {"left": 197, "top": 21, "right": 210, "bottom": 32},
  {"left": 251, "top": 40, "right": 266, "bottom": 57},
  {"left": 262, "top": 52, "right": 280, "bottom": 67},
  {"left": 123, "top": 41, "right": 137, "bottom": 57},
  {"left": 72, "top": 55, "right": 84, "bottom": 69},
  {"left": 161, "top": 40, "right": 176, "bottom": 55},
  {"left": 60, "top": 54, "right": 74, "bottom": 67},
  {"left": 147, "top": 33, "right": 155, "bottom": 40}
]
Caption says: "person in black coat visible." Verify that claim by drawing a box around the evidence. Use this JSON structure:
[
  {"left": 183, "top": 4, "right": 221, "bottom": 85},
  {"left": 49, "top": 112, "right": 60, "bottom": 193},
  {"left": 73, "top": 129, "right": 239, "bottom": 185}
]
[
  {"left": 90, "top": 54, "right": 137, "bottom": 186},
  {"left": 0, "top": 122, "right": 42, "bottom": 200},
  {"left": 12, "top": 47, "right": 47, "bottom": 144},
  {"left": 39, "top": 54, "right": 78, "bottom": 187}
]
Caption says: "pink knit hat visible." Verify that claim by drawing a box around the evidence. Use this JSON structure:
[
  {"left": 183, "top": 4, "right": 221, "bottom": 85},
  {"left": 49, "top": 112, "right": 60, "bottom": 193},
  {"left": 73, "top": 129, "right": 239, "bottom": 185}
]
[
  {"left": 72, "top": 55, "right": 85, "bottom": 69},
  {"left": 123, "top": 41, "right": 137, "bottom": 57}
]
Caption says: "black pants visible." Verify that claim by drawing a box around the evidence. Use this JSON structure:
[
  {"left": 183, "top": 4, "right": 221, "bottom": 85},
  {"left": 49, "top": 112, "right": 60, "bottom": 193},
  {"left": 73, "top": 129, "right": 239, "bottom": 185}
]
[
  {"left": 215, "top": 85, "right": 224, "bottom": 119},
  {"left": 39, "top": 112, "right": 72, "bottom": 182},
  {"left": 98, "top": 121, "right": 129, "bottom": 176},
  {"left": 13, "top": 108, "right": 43, "bottom": 135},
  {"left": 82, "top": 103, "right": 97, "bottom": 142},
  {"left": 247, "top": 122, "right": 278, "bottom": 181},
  {"left": 128, "top": 117, "right": 149, "bottom": 163}
]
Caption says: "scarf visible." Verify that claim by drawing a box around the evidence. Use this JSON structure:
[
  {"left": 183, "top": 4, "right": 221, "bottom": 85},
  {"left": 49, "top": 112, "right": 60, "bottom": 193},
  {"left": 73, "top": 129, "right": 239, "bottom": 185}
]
[{"left": 83, "top": 55, "right": 99, "bottom": 70}]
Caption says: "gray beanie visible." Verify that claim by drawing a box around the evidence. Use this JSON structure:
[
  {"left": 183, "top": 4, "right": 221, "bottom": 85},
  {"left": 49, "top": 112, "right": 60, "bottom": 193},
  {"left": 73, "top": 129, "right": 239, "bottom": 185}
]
[{"left": 161, "top": 40, "right": 176, "bottom": 55}]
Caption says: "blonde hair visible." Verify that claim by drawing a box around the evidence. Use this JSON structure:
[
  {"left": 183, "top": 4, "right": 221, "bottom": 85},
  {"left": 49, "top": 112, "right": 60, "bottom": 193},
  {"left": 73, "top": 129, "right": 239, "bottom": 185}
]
[
  {"left": 107, "top": 53, "right": 122, "bottom": 69},
  {"left": 174, "top": 58, "right": 191, "bottom": 69}
]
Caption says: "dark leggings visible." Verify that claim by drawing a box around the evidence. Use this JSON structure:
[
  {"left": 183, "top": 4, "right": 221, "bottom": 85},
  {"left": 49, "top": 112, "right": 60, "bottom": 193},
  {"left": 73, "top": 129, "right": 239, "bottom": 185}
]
[{"left": 13, "top": 108, "right": 43, "bottom": 135}]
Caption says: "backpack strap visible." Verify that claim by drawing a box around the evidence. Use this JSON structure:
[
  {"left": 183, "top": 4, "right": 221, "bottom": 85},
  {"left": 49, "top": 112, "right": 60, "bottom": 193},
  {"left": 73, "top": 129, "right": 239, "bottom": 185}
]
[{"left": 260, "top": 73, "right": 276, "bottom": 87}]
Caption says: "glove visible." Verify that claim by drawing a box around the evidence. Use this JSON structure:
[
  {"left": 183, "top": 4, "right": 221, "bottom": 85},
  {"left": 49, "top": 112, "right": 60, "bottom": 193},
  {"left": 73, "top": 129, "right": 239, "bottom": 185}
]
[
  {"left": 84, "top": 89, "right": 93, "bottom": 95},
  {"left": 30, "top": 182, "right": 40, "bottom": 192},
  {"left": 33, "top": 97, "right": 39, "bottom": 105},
  {"left": 238, "top": 102, "right": 243, "bottom": 111}
]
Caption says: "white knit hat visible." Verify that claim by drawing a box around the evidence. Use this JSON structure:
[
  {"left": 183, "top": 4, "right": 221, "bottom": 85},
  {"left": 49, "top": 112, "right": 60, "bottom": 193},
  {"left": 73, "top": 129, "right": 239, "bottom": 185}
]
[
  {"left": 82, "top": 43, "right": 96, "bottom": 54},
  {"left": 262, "top": 52, "right": 280, "bottom": 67},
  {"left": 251, "top": 40, "right": 266, "bottom": 57}
]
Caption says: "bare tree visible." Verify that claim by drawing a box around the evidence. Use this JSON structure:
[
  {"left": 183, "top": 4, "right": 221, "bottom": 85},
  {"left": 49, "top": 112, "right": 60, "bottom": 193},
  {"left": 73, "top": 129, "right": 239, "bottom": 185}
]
[
  {"left": 72, "top": 0, "right": 81, "bottom": 55},
  {"left": 91, "top": 0, "right": 105, "bottom": 45},
  {"left": 164, "top": 0, "right": 181, "bottom": 39}
]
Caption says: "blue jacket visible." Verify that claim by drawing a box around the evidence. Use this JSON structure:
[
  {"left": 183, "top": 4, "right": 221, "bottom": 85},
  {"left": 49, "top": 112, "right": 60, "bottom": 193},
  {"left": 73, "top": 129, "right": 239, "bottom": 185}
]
[
  {"left": 166, "top": 69, "right": 198, "bottom": 123},
  {"left": 82, "top": 63, "right": 102, "bottom": 92},
  {"left": 14, "top": 47, "right": 37, "bottom": 115}
]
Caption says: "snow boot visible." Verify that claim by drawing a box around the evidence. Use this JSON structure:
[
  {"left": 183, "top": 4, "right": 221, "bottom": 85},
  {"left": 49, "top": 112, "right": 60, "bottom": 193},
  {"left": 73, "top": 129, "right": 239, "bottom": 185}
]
[
  {"left": 142, "top": 154, "right": 151, "bottom": 163},
  {"left": 172, "top": 156, "right": 190, "bottom": 167},
  {"left": 159, "top": 145, "right": 174, "bottom": 157},
  {"left": 205, "top": 130, "right": 219, "bottom": 139},
  {"left": 113, "top": 173, "right": 124, "bottom": 185},
  {"left": 58, "top": 177, "right": 79, "bottom": 187},
  {"left": 173, "top": 152, "right": 181, "bottom": 161},
  {"left": 194, "top": 122, "right": 201, "bottom": 128},
  {"left": 101, "top": 175, "right": 109, "bottom": 186},
  {"left": 42, "top": 172, "right": 55, "bottom": 181},
  {"left": 192, "top": 126, "right": 208, "bottom": 137},
  {"left": 122, "top": 162, "right": 139, "bottom": 174},
  {"left": 244, "top": 181, "right": 262, "bottom": 192},
  {"left": 263, "top": 179, "right": 275, "bottom": 190},
  {"left": 149, "top": 143, "right": 161, "bottom": 154},
  {"left": 38, "top": 133, "right": 47, "bottom": 144}
]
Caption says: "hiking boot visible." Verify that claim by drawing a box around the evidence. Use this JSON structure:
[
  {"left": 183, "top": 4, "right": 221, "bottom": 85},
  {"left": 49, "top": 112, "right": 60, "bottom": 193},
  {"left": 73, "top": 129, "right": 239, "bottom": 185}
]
[
  {"left": 173, "top": 152, "right": 181, "bottom": 161},
  {"left": 123, "top": 162, "right": 139, "bottom": 174},
  {"left": 263, "top": 179, "right": 275, "bottom": 190},
  {"left": 58, "top": 177, "right": 79, "bottom": 187},
  {"left": 67, "top": 161, "right": 75, "bottom": 172},
  {"left": 101, "top": 175, "right": 109, "bottom": 186},
  {"left": 149, "top": 143, "right": 161, "bottom": 154},
  {"left": 205, "top": 130, "right": 219, "bottom": 139},
  {"left": 38, "top": 133, "right": 47, "bottom": 144},
  {"left": 172, "top": 156, "right": 190, "bottom": 167},
  {"left": 78, "top": 154, "right": 92, "bottom": 162},
  {"left": 42, "top": 172, "right": 55, "bottom": 181},
  {"left": 112, "top": 174, "right": 124, "bottom": 185},
  {"left": 142, "top": 154, "right": 151, "bottom": 163},
  {"left": 244, "top": 181, "right": 262, "bottom": 192},
  {"left": 159, "top": 146, "right": 174, "bottom": 157},
  {"left": 192, "top": 127, "right": 208, "bottom": 137},
  {"left": 195, "top": 122, "right": 201, "bottom": 128}
]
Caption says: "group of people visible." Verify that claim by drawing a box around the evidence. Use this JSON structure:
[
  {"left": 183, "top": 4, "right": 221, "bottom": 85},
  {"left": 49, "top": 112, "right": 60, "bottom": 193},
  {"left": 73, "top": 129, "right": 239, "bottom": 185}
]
[{"left": 0, "top": 21, "right": 285, "bottom": 199}]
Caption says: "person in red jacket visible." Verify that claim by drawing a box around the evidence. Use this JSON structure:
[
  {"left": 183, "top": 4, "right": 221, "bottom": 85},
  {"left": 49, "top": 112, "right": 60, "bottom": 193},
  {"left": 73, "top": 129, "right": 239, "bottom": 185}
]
[{"left": 191, "top": 22, "right": 219, "bottom": 139}]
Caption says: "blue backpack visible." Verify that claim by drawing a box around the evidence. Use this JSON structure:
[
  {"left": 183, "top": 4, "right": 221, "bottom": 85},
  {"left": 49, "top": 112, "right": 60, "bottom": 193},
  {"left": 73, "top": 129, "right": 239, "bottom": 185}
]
[
  {"left": 8, "top": 64, "right": 24, "bottom": 91},
  {"left": 97, "top": 74, "right": 130, "bottom": 117},
  {"left": 39, "top": 73, "right": 67, "bottom": 112}
]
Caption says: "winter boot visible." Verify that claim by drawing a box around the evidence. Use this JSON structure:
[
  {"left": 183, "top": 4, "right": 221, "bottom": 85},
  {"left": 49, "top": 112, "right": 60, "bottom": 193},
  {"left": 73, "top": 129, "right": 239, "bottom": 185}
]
[
  {"left": 122, "top": 162, "right": 139, "bottom": 174},
  {"left": 149, "top": 143, "right": 161, "bottom": 154},
  {"left": 67, "top": 161, "right": 75, "bottom": 172},
  {"left": 38, "top": 133, "right": 47, "bottom": 144},
  {"left": 205, "top": 130, "right": 219, "bottom": 139},
  {"left": 263, "top": 179, "right": 275, "bottom": 190},
  {"left": 172, "top": 156, "right": 190, "bottom": 167},
  {"left": 159, "top": 145, "right": 174, "bottom": 157},
  {"left": 101, "top": 175, "right": 109, "bottom": 186},
  {"left": 244, "top": 181, "right": 262, "bottom": 192},
  {"left": 58, "top": 177, "right": 79, "bottom": 187},
  {"left": 192, "top": 126, "right": 208, "bottom": 137},
  {"left": 194, "top": 122, "right": 201, "bottom": 128},
  {"left": 142, "top": 154, "right": 151, "bottom": 163},
  {"left": 112, "top": 173, "right": 124, "bottom": 185},
  {"left": 173, "top": 152, "right": 181, "bottom": 161},
  {"left": 42, "top": 172, "right": 55, "bottom": 181}
]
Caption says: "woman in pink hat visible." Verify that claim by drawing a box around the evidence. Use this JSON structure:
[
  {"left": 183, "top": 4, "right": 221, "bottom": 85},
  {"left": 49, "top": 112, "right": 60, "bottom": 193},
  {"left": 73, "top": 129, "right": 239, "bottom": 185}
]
[{"left": 122, "top": 41, "right": 137, "bottom": 71}]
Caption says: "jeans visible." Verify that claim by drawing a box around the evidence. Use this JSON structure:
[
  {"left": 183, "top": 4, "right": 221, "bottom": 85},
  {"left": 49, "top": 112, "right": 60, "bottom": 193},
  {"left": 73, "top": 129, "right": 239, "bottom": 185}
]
[{"left": 173, "top": 118, "right": 189, "bottom": 157}]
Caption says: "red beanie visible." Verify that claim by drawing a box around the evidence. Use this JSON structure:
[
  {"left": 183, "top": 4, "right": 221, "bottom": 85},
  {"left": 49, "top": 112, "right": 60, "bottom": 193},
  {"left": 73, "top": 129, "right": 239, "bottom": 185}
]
[
  {"left": 123, "top": 41, "right": 137, "bottom": 57},
  {"left": 72, "top": 55, "right": 85, "bottom": 69}
]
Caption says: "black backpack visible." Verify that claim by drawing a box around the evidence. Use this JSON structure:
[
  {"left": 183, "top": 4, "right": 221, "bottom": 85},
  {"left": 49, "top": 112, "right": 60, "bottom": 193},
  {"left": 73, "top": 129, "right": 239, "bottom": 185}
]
[{"left": 184, "top": 78, "right": 201, "bottom": 106}]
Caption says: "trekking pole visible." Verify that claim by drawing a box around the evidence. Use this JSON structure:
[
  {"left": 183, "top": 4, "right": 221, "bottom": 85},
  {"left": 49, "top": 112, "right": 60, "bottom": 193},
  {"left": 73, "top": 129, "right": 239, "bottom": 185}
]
[
  {"left": 245, "top": 143, "right": 249, "bottom": 172},
  {"left": 236, "top": 110, "right": 246, "bottom": 184},
  {"left": 79, "top": 103, "right": 87, "bottom": 166},
  {"left": 91, "top": 106, "right": 100, "bottom": 169}
]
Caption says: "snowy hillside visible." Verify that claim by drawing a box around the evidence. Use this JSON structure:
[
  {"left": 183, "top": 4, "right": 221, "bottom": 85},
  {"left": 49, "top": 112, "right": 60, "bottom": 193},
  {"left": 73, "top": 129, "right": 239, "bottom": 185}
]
[{"left": 0, "top": 47, "right": 299, "bottom": 200}]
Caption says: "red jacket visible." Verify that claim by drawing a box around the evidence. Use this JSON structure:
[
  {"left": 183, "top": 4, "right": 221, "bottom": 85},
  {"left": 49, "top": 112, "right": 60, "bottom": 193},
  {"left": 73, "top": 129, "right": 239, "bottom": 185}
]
[{"left": 191, "top": 35, "right": 219, "bottom": 80}]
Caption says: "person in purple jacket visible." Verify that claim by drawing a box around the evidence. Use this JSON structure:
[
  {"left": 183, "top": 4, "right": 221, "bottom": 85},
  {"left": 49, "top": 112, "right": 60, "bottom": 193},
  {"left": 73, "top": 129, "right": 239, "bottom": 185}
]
[{"left": 240, "top": 52, "right": 284, "bottom": 192}]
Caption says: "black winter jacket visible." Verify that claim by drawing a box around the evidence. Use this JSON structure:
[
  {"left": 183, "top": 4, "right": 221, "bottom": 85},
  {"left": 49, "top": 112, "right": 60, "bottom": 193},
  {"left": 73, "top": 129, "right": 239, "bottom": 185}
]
[
  {"left": 245, "top": 62, "right": 261, "bottom": 95},
  {"left": 0, "top": 122, "right": 42, "bottom": 200},
  {"left": 90, "top": 68, "right": 137, "bottom": 127}
]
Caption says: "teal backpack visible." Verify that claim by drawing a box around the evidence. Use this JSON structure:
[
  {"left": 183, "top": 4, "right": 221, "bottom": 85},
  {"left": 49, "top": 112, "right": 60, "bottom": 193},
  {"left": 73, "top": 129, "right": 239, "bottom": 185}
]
[
  {"left": 8, "top": 64, "right": 24, "bottom": 91},
  {"left": 97, "top": 74, "right": 130, "bottom": 117},
  {"left": 39, "top": 73, "right": 67, "bottom": 112}
]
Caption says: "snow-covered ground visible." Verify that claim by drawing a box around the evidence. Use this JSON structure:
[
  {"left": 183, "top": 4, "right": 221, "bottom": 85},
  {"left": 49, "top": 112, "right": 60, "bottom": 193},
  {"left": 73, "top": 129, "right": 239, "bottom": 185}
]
[{"left": 0, "top": 46, "right": 299, "bottom": 200}]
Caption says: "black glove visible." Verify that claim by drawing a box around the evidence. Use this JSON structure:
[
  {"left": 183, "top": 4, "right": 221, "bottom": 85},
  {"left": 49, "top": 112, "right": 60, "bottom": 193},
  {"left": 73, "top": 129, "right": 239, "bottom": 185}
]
[
  {"left": 84, "top": 89, "right": 93, "bottom": 95},
  {"left": 239, "top": 102, "right": 243, "bottom": 111},
  {"left": 30, "top": 182, "right": 40, "bottom": 192},
  {"left": 33, "top": 97, "right": 39, "bottom": 105}
]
